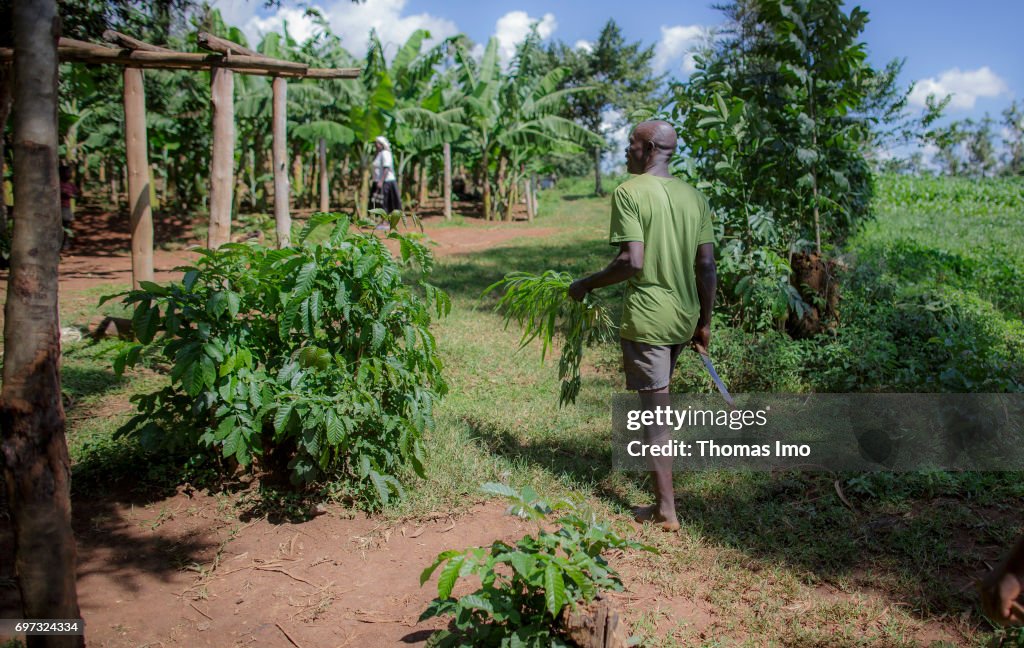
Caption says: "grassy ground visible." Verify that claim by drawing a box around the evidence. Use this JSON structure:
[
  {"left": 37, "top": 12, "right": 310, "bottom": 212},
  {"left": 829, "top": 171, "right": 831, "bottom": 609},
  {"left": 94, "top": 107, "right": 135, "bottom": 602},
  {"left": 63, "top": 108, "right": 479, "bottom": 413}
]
[{"left": 20, "top": 172, "right": 1024, "bottom": 645}]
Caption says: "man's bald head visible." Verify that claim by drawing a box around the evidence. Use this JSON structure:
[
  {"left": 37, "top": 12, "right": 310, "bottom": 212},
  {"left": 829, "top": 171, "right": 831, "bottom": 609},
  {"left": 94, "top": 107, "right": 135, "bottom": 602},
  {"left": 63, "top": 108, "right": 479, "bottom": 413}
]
[
  {"left": 625, "top": 120, "right": 677, "bottom": 176},
  {"left": 633, "top": 120, "right": 678, "bottom": 151}
]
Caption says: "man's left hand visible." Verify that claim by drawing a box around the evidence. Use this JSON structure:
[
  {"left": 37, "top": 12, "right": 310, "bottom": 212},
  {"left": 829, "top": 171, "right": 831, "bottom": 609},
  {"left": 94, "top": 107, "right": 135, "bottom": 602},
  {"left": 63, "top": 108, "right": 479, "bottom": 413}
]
[{"left": 568, "top": 279, "right": 589, "bottom": 302}]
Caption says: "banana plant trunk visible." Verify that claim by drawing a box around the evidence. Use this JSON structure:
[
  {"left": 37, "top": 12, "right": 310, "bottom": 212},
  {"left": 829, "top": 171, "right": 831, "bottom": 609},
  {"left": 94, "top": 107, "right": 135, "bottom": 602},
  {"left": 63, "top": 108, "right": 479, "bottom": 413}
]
[
  {"left": 496, "top": 154, "right": 509, "bottom": 221},
  {"left": 418, "top": 162, "right": 428, "bottom": 207},
  {"left": 2, "top": 0, "right": 84, "bottom": 642},
  {"left": 593, "top": 145, "right": 603, "bottom": 196},
  {"left": 318, "top": 138, "right": 328, "bottom": 212},
  {"left": 442, "top": 142, "right": 452, "bottom": 220},
  {"left": 481, "top": 146, "right": 491, "bottom": 221}
]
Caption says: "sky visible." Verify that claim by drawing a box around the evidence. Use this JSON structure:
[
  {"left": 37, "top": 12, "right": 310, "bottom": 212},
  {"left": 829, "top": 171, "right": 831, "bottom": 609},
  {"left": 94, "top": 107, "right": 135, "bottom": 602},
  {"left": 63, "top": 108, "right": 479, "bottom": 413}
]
[{"left": 213, "top": 0, "right": 1023, "bottom": 137}]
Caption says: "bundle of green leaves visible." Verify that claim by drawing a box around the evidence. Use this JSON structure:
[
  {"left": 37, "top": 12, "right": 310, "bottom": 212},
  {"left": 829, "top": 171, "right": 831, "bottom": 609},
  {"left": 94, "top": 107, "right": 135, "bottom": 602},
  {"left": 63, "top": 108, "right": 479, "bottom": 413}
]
[
  {"left": 483, "top": 270, "right": 615, "bottom": 406},
  {"left": 419, "top": 484, "right": 655, "bottom": 647},
  {"left": 106, "top": 213, "right": 450, "bottom": 507}
]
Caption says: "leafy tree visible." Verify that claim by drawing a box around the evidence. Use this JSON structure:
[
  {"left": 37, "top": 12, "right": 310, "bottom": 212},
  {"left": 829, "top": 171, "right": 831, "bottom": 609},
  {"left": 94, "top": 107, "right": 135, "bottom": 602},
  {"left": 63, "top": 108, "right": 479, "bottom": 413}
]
[
  {"left": 669, "top": 0, "right": 909, "bottom": 331},
  {"left": 1000, "top": 100, "right": 1024, "bottom": 176},
  {"left": 548, "top": 20, "right": 663, "bottom": 195}
]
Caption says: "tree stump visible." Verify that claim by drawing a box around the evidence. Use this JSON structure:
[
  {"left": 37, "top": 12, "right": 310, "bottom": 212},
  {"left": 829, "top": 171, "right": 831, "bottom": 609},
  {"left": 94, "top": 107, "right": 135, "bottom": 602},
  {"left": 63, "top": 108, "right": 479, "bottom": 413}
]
[{"left": 559, "top": 596, "right": 630, "bottom": 648}]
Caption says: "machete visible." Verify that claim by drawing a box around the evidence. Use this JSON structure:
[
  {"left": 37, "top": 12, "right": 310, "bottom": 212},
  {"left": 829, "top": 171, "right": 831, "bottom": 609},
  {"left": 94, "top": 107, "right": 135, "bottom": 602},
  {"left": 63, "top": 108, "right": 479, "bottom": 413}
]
[{"left": 697, "top": 351, "right": 735, "bottom": 407}]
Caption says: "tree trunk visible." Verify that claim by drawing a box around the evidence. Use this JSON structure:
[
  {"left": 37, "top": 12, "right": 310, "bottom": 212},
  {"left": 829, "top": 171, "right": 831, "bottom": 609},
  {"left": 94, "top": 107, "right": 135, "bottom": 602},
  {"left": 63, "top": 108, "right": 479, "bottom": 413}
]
[
  {"left": 497, "top": 154, "right": 509, "bottom": 222},
  {"left": 208, "top": 65, "right": 234, "bottom": 249},
  {"left": 124, "top": 67, "right": 153, "bottom": 288},
  {"left": 532, "top": 174, "right": 539, "bottom": 218},
  {"left": 481, "top": 148, "right": 491, "bottom": 221},
  {"left": 525, "top": 176, "right": 535, "bottom": 222},
  {"left": 0, "top": 63, "right": 12, "bottom": 232},
  {"left": 271, "top": 77, "right": 290, "bottom": 247},
  {"left": 593, "top": 145, "right": 603, "bottom": 196},
  {"left": 418, "top": 162, "right": 428, "bottom": 207},
  {"left": 291, "top": 150, "right": 303, "bottom": 207},
  {"left": 318, "top": 138, "right": 328, "bottom": 212},
  {"left": 2, "top": 0, "right": 84, "bottom": 643},
  {"left": 442, "top": 142, "right": 451, "bottom": 220},
  {"left": 358, "top": 148, "right": 370, "bottom": 220}
]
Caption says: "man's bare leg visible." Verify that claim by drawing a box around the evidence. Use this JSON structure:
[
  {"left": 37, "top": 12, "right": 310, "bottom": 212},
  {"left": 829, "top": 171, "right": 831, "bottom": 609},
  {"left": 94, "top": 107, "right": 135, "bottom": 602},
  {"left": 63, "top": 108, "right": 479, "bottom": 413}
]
[
  {"left": 633, "top": 387, "right": 679, "bottom": 531},
  {"left": 980, "top": 535, "right": 1024, "bottom": 625}
]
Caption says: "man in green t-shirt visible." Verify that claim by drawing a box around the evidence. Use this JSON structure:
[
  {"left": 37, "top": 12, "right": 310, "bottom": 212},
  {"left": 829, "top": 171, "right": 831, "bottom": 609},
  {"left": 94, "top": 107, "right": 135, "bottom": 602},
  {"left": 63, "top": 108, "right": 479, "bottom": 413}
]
[{"left": 569, "top": 120, "right": 718, "bottom": 531}]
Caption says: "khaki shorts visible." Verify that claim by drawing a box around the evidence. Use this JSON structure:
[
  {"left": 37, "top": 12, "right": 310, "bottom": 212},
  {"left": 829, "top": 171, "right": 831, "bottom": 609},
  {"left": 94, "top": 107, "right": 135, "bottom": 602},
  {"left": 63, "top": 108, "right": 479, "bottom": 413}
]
[{"left": 620, "top": 338, "right": 686, "bottom": 391}]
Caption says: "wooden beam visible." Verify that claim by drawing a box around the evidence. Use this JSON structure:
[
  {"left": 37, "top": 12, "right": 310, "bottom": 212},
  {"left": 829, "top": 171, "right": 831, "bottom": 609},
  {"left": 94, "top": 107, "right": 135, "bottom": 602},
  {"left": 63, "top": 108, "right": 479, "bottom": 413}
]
[
  {"left": 272, "top": 77, "right": 291, "bottom": 247},
  {"left": 0, "top": 37, "right": 359, "bottom": 78},
  {"left": 305, "top": 67, "right": 361, "bottom": 79},
  {"left": 124, "top": 67, "right": 154, "bottom": 286},
  {"left": 103, "top": 30, "right": 173, "bottom": 52},
  {"left": 208, "top": 66, "right": 234, "bottom": 249},
  {"left": 196, "top": 31, "right": 260, "bottom": 57}
]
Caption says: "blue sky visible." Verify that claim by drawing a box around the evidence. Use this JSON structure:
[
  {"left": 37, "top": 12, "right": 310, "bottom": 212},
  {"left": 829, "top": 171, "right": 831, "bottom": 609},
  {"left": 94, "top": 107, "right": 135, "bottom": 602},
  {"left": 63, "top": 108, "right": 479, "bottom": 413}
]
[{"left": 216, "top": 0, "right": 1022, "bottom": 125}]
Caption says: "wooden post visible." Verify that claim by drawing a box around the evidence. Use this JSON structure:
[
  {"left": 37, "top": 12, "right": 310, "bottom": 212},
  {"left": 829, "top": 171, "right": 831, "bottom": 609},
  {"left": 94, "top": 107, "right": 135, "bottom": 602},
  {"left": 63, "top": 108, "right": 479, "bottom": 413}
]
[
  {"left": 272, "top": 76, "right": 290, "bottom": 247},
  {"left": 443, "top": 142, "right": 451, "bottom": 220},
  {"left": 123, "top": 67, "right": 153, "bottom": 287},
  {"left": 318, "top": 138, "right": 329, "bottom": 212},
  {"left": 3, "top": 0, "right": 83, "bottom": 636},
  {"left": 208, "top": 65, "right": 234, "bottom": 248}
]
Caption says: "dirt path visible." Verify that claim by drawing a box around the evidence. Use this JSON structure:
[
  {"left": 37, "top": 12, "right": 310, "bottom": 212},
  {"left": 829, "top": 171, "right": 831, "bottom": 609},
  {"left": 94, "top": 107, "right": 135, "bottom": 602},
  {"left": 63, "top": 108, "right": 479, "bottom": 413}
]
[
  {"left": 45, "top": 206, "right": 556, "bottom": 297},
  {"left": 67, "top": 489, "right": 534, "bottom": 648}
]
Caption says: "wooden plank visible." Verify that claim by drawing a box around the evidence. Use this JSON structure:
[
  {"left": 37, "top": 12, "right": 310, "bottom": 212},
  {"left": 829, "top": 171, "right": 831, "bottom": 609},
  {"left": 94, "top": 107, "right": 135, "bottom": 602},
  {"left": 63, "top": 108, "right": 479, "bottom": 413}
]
[
  {"left": 208, "top": 66, "right": 234, "bottom": 249},
  {"left": 305, "top": 67, "right": 361, "bottom": 79},
  {"left": 103, "top": 30, "right": 173, "bottom": 52},
  {"left": 272, "top": 77, "right": 291, "bottom": 248},
  {"left": 124, "top": 67, "right": 154, "bottom": 286},
  {"left": 197, "top": 31, "right": 261, "bottom": 57}
]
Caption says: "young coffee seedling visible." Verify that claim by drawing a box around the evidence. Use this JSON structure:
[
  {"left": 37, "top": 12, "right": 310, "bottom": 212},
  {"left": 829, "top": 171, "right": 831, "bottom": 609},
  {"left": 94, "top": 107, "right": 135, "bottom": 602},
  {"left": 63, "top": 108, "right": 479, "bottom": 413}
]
[{"left": 419, "top": 483, "right": 655, "bottom": 647}]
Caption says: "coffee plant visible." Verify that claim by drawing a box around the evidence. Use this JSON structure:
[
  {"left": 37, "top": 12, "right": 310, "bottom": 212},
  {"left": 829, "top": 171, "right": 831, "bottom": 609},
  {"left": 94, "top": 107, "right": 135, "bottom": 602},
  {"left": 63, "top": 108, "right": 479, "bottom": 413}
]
[
  {"left": 105, "top": 213, "right": 450, "bottom": 506},
  {"left": 419, "top": 483, "right": 655, "bottom": 647}
]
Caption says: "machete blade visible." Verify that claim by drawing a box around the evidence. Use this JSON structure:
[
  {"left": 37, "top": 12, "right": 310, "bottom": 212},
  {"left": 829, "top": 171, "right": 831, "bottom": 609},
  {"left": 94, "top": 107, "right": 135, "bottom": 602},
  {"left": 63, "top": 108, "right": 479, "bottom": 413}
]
[{"left": 699, "top": 352, "right": 735, "bottom": 407}]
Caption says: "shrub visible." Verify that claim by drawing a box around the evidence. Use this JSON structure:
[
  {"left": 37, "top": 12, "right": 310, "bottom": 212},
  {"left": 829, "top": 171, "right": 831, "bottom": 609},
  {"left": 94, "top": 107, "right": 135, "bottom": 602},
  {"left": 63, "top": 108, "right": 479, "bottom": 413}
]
[
  {"left": 107, "top": 213, "right": 450, "bottom": 506},
  {"left": 419, "top": 484, "right": 654, "bottom": 647}
]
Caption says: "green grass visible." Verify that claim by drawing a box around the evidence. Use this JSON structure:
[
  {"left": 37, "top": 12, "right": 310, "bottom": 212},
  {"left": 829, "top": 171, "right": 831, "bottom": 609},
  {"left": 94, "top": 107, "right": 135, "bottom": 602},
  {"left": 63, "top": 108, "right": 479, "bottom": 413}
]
[{"left": 31, "top": 174, "right": 1024, "bottom": 646}]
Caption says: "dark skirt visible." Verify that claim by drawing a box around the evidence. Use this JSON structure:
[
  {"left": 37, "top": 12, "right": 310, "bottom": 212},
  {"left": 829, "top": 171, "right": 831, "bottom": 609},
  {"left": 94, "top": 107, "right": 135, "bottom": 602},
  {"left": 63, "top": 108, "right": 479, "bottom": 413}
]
[{"left": 371, "top": 180, "right": 402, "bottom": 214}]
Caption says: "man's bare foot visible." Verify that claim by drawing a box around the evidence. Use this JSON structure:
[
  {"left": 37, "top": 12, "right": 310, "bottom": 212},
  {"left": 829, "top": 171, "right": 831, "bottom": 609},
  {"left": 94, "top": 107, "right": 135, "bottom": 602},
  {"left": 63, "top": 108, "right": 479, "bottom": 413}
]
[{"left": 632, "top": 505, "right": 680, "bottom": 531}]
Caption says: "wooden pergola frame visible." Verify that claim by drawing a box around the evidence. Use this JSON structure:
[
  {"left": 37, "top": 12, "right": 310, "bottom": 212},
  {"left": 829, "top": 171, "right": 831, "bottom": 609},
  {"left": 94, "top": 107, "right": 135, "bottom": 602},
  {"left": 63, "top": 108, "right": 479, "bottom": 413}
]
[{"left": 0, "top": 31, "right": 360, "bottom": 288}]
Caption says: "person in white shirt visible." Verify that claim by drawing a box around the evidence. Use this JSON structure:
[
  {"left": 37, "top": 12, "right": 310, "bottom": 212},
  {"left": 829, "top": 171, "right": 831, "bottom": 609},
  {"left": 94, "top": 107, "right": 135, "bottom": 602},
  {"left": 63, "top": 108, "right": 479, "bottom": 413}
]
[{"left": 371, "top": 136, "right": 402, "bottom": 217}]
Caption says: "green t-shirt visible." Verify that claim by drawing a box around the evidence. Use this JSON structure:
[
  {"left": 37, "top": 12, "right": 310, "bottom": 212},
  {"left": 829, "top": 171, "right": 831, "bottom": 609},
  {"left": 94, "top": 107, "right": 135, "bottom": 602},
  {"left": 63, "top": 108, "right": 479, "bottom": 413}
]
[{"left": 608, "top": 174, "right": 715, "bottom": 345}]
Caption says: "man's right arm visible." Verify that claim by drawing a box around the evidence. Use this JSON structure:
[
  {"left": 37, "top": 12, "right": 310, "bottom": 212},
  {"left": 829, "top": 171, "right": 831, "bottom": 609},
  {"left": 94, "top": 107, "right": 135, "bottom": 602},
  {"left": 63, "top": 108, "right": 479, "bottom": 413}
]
[{"left": 691, "top": 242, "right": 716, "bottom": 354}]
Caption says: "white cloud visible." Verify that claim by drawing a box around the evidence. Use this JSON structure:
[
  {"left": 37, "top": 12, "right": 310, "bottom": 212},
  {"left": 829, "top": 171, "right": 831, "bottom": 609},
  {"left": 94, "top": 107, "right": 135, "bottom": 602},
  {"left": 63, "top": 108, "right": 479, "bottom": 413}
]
[
  {"left": 233, "top": 0, "right": 459, "bottom": 59},
  {"left": 244, "top": 6, "right": 319, "bottom": 45},
  {"left": 909, "top": 66, "right": 1010, "bottom": 111},
  {"left": 574, "top": 39, "right": 593, "bottom": 53},
  {"left": 654, "top": 24, "right": 706, "bottom": 76},
  {"left": 493, "top": 10, "right": 557, "bottom": 65}
]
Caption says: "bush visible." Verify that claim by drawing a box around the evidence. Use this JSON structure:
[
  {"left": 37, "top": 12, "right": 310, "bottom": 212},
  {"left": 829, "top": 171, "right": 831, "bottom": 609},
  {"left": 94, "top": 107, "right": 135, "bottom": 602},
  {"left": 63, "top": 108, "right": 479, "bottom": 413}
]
[
  {"left": 107, "top": 213, "right": 450, "bottom": 506},
  {"left": 419, "top": 484, "right": 654, "bottom": 647}
]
